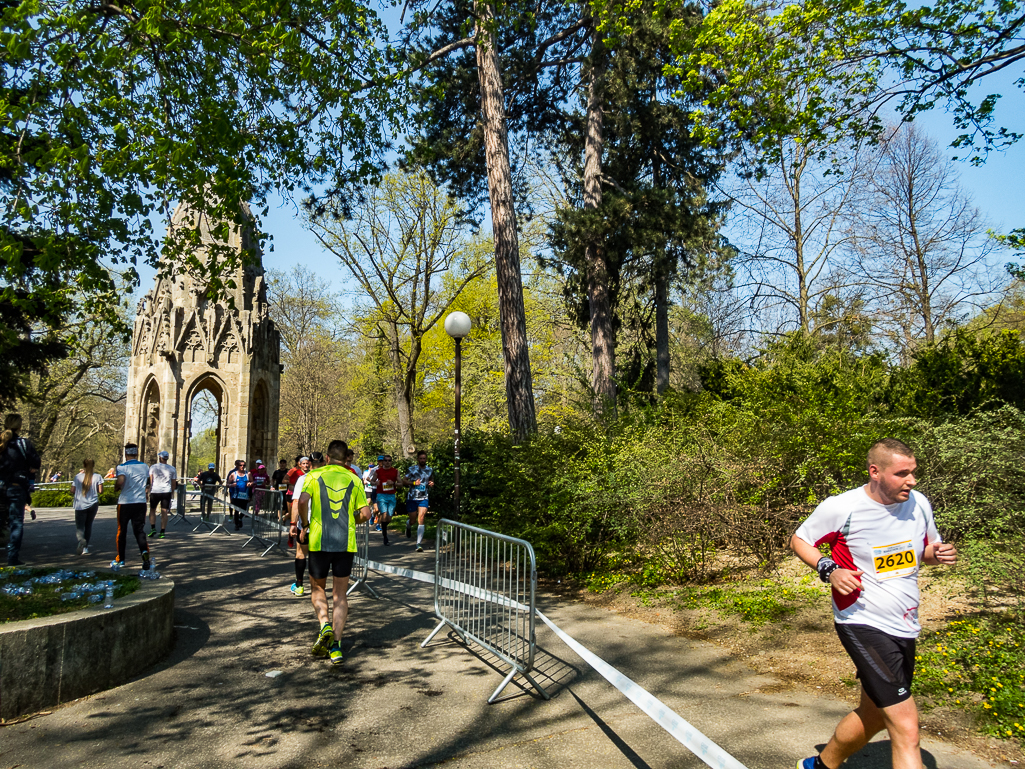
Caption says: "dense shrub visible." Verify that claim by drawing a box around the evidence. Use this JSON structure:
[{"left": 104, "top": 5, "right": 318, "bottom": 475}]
[
  {"left": 434, "top": 371, "right": 1025, "bottom": 593},
  {"left": 29, "top": 484, "right": 119, "bottom": 507},
  {"left": 913, "top": 406, "right": 1025, "bottom": 607},
  {"left": 887, "top": 329, "right": 1025, "bottom": 417}
]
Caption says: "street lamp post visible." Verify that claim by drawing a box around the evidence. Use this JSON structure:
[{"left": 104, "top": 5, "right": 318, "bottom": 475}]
[{"left": 444, "top": 312, "right": 472, "bottom": 520}]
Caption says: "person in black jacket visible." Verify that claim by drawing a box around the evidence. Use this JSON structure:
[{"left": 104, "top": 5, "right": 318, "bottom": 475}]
[{"left": 0, "top": 414, "right": 41, "bottom": 565}]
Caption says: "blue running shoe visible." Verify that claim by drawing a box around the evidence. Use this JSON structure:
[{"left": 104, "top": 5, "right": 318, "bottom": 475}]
[{"left": 796, "top": 758, "right": 817, "bottom": 769}]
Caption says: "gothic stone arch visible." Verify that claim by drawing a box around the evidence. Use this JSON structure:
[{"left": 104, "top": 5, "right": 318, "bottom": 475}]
[
  {"left": 124, "top": 197, "right": 281, "bottom": 476},
  {"left": 183, "top": 373, "right": 228, "bottom": 475}
]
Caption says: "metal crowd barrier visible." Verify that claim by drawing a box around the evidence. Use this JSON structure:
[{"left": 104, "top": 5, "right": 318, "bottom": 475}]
[
  {"left": 347, "top": 518, "right": 379, "bottom": 598},
  {"left": 420, "top": 519, "right": 548, "bottom": 704},
  {"left": 190, "top": 484, "right": 233, "bottom": 535},
  {"left": 244, "top": 488, "right": 288, "bottom": 556},
  {"left": 169, "top": 484, "right": 191, "bottom": 526}
]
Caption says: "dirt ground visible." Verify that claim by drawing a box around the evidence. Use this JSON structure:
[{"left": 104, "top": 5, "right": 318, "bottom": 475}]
[{"left": 556, "top": 557, "right": 1025, "bottom": 767}]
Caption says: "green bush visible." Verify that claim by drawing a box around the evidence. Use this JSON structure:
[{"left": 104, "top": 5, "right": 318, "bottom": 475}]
[
  {"left": 912, "top": 406, "right": 1025, "bottom": 608},
  {"left": 887, "top": 329, "right": 1025, "bottom": 417},
  {"left": 425, "top": 331, "right": 1025, "bottom": 585},
  {"left": 916, "top": 613, "right": 1025, "bottom": 746},
  {"left": 30, "top": 484, "right": 120, "bottom": 507}
]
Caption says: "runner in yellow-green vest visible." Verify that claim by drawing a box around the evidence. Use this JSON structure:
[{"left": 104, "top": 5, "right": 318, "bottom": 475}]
[{"left": 296, "top": 439, "right": 371, "bottom": 665}]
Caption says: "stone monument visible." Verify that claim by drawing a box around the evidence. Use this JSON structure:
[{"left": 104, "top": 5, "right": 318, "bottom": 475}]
[{"left": 124, "top": 198, "right": 281, "bottom": 475}]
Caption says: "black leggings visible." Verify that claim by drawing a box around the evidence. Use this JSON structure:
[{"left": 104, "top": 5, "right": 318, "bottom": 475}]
[
  {"left": 116, "top": 503, "right": 149, "bottom": 561},
  {"left": 75, "top": 503, "right": 99, "bottom": 545}
]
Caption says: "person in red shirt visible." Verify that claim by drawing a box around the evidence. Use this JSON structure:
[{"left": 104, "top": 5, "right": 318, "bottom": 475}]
[
  {"left": 286, "top": 456, "right": 311, "bottom": 595},
  {"left": 368, "top": 454, "right": 398, "bottom": 546},
  {"left": 344, "top": 448, "right": 362, "bottom": 479}
]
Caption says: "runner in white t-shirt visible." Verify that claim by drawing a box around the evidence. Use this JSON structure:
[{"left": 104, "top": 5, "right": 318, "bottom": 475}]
[
  {"left": 791, "top": 438, "right": 957, "bottom": 769},
  {"left": 113, "top": 443, "right": 152, "bottom": 571},
  {"left": 287, "top": 454, "right": 317, "bottom": 596},
  {"left": 148, "top": 451, "right": 178, "bottom": 538}
]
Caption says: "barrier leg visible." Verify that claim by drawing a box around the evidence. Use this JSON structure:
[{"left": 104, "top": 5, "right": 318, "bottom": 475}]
[
  {"left": 421, "top": 618, "right": 466, "bottom": 648},
  {"left": 421, "top": 618, "right": 449, "bottom": 648},
  {"left": 487, "top": 669, "right": 518, "bottom": 704},
  {"left": 521, "top": 671, "right": 551, "bottom": 700},
  {"left": 347, "top": 578, "right": 380, "bottom": 599}
]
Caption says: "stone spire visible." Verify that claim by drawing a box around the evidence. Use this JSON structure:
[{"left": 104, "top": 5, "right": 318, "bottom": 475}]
[{"left": 124, "top": 197, "right": 281, "bottom": 475}]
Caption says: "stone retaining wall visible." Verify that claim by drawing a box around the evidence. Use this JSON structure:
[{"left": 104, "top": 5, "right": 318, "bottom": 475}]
[{"left": 0, "top": 578, "right": 175, "bottom": 720}]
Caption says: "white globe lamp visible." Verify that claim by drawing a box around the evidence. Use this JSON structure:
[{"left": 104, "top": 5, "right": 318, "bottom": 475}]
[{"left": 445, "top": 311, "right": 472, "bottom": 339}]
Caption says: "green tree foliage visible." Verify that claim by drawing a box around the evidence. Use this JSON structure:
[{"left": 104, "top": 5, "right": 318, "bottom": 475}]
[
  {"left": 1, "top": 0, "right": 396, "bottom": 391},
  {"left": 308, "top": 170, "right": 488, "bottom": 454},
  {"left": 268, "top": 266, "right": 347, "bottom": 458},
  {"left": 546, "top": 4, "right": 729, "bottom": 402},
  {"left": 886, "top": 328, "right": 1025, "bottom": 416},
  {"left": 187, "top": 427, "right": 217, "bottom": 478},
  {"left": 19, "top": 300, "right": 129, "bottom": 478},
  {"left": 645, "top": 0, "right": 1023, "bottom": 163}
]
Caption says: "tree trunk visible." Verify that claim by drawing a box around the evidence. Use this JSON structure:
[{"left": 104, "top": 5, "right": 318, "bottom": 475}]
[
  {"left": 474, "top": 4, "right": 537, "bottom": 440},
  {"left": 655, "top": 276, "right": 669, "bottom": 394},
  {"left": 583, "top": 31, "right": 616, "bottom": 416},
  {"left": 384, "top": 322, "right": 416, "bottom": 455},
  {"left": 652, "top": 145, "right": 670, "bottom": 395}
]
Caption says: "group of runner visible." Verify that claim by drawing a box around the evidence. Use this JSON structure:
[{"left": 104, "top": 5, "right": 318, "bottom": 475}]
[
  {"left": 283, "top": 448, "right": 435, "bottom": 598},
  {"left": 277, "top": 442, "right": 435, "bottom": 664}
]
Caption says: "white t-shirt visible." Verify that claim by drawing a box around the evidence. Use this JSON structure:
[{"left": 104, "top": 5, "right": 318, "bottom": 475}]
[
  {"left": 116, "top": 460, "right": 150, "bottom": 504},
  {"left": 363, "top": 464, "right": 377, "bottom": 493},
  {"left": 73, "top": 471, "right": 103, "bottom": 510},
  {"left": 149, "top": 462, "right": 178, "bottom": 494},
  {"left": 795, "top": 486, "right": 941, "bottom": 638},
  {"left": 293, "top": 472, "right": 310, "bottom": 499}
]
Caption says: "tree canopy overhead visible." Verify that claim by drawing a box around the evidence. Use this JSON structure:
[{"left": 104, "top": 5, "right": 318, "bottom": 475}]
[
  {"left": 619, "top": 0, "right": 1025, "bottom": 166},
  {"left": 1, "top": 0, "right": 397, "bottom": 380}
]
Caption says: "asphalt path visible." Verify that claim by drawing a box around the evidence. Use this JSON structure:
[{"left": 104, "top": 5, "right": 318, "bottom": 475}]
[{"left": 0, "top": 506, "right": 1007, "bottom": 769}]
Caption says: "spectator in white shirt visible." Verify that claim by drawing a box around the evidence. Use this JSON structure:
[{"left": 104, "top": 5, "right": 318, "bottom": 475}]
[{"left": 73, "top": 458, "right": 103, "bottom": 555}]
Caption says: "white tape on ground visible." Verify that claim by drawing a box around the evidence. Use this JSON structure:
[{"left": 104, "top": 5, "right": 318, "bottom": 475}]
[
  {"left": 535, "top": 608, "right": 746, "bottom": 769},
  {"left": 364, "top": 558, "right": 747, "bottom": 769}
]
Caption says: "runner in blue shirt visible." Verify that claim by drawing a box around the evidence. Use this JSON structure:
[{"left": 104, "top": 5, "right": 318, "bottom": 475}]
[{"left": 403, "top": 450, "right": 435, "bottom": 552}]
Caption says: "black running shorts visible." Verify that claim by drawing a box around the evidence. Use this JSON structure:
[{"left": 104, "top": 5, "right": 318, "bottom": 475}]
[
  {"left": 308, "top": 550, "right": 355, "bottom": 580},
  {"left": 835, "top": 623, "right": 916, "bottom": 709},
  {"left": 149, "top": 491, "right": 172, "bottom": 511}
]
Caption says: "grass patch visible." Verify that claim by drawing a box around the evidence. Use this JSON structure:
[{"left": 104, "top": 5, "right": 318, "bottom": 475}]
[
  {"left": 916, "top": 612, "right": 1025, "bottom": 745},
  {"left": 0, "top": 566, "right": 140, "bottom": 623},
  {"left": 665, "top": 578, "right": 821, "bottom": 625},
  {"left": 581, "top": 557, "right": 824, "bottom": 627}
]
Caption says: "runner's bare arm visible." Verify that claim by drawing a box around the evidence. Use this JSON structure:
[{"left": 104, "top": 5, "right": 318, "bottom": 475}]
[
  {"left": 356, "top": 504, "right": 372, "bottom": 524},
  {"left": 923, "top": 542, "right": 957, "bottom": 565},
  {"left": 791, "top": 533, "right": 863, "bottom": 595}
]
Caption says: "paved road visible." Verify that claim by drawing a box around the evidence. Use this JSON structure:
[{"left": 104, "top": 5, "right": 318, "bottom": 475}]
[{"left": 0, "top": 507, "right": 1006, "bottom": 769}]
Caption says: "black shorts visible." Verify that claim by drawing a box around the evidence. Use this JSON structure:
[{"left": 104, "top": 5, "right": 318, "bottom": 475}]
[
  {"left": 149, "top": 492, "right": 172, "bottom": 511},
  {"left": 835, "top": 623, "right": 916, "bottom": 709},
  {"left": 307, "top": 550, "right": 355, "bottom": 580}
]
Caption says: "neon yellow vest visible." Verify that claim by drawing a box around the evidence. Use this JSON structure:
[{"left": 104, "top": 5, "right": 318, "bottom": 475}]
[{"left": 306, "top": 465, "right": 364, "bottom": 552}]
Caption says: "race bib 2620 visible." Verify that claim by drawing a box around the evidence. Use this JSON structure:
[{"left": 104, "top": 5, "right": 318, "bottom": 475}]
[{"left": 872, "top": 539, "right": 917, "bottom": 580}]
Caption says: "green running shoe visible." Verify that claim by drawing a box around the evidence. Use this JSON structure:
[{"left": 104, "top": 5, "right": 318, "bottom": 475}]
[
  {"left": 329, "top": 643, "right": 344, "bottom": 665},
  {"left": 311, "top": 624, "right": 334, "bottom": 657}
]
